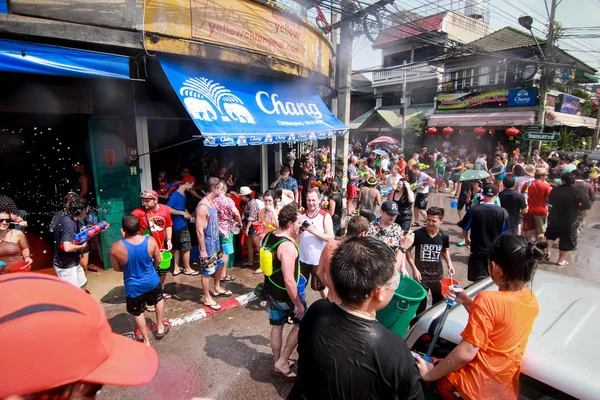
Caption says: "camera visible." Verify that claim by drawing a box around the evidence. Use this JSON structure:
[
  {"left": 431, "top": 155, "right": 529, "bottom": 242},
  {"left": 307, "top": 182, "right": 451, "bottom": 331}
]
[{"left": 300, "top": 220, "right": 311, "bottom": 232}]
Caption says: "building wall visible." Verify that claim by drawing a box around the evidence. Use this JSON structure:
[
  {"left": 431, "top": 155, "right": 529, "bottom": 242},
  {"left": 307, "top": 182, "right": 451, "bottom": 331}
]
[{"left": 441, "top": 12, "right": 489, "bottom": 44}]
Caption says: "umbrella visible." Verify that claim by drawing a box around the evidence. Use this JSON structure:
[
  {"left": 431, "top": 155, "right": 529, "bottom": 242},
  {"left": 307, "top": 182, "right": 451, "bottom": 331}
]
[
  {"left": 368, "top": 136, "right": 398, "bottom": 146},
  {"left": 459, "top": 170, "right": 491, "bottom": 182},
  {"left": 372, "top": 149, "right": 388, "bottom": 157}
]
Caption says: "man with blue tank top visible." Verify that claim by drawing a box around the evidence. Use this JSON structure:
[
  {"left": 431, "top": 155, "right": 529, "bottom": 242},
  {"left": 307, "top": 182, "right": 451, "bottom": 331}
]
[
  {"left": 110, "top": 214, "right": 169, "bottom": 345},
  {"left": 195, "top": 177, "right": 231, "bottom": 311}
]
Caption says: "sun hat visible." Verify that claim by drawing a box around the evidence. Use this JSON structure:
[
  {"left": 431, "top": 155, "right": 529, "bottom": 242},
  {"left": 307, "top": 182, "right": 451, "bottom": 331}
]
[
  {"left": 524, "top": 165, "right": 535, "bottom": 177},
  {"left": 139, "top": 189, "right": 158, "bottom": 200},
  {"left": 366, "top": 177, "right": 378, "bottom": 186},
  {"left": 0, "top": 273, "right": 158, "bottom": 398},
  {"left": 535, "top": 167, "right": 548, "bottom": 176},
  {"left": 239, "top": 186, "right": 252, "bottom": 196}
]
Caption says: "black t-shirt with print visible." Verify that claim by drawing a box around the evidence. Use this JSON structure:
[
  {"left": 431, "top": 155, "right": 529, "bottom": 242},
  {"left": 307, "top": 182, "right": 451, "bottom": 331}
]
[
  {"left": 288, "top": 300, "right": 424, "bottom": 400},
  {"left": 411, "top": 227, "right": 449, "bottom": 282}
]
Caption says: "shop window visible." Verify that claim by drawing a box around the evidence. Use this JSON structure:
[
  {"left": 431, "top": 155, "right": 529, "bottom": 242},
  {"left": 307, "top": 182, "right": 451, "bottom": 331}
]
[{"left": 491, "top": 64, "right": 507, "bottom": 85}]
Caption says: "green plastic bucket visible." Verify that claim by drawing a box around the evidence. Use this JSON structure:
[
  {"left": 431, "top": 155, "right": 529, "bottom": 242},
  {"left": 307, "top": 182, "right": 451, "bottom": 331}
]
[
  {"left": 376, "top": 276, "right": 427, "bottom": 338},
  {"left": 159, "top": 251, "right": 173, "bottom": 270}
]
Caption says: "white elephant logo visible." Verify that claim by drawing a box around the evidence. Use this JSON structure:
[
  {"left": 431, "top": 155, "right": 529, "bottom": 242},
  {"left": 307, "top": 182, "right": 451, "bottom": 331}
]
[
  {"left": 180, "top": 77, "right": 255, "bottom": 125},
  {"left": 265, "top": 134, "right": 273, "bottom": 143},
  {"left": 183, "top": 97, "right": 218, "bottom": 121},
  {"left": 224, "top": 103, "right": 255, "bottom": 124},
  {"left": 237, "top": 136, "right": 247, "bottom": 145},
  {"left": 309, "top": 132, "right": 317, "bottom": 140}
]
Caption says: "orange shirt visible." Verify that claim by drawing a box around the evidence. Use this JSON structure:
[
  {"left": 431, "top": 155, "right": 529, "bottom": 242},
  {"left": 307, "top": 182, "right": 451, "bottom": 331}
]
[
  {"left": 449, "top": 289, "right": 539, "bottom": 400},
  {"left": 397, "top": 160, "right": 407, "bottom": 177}
]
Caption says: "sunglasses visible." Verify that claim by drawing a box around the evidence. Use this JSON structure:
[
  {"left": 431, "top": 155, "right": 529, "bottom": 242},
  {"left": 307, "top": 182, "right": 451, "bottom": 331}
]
[{"left": 0, "top": 218, "right": 11, "bottom": 223}]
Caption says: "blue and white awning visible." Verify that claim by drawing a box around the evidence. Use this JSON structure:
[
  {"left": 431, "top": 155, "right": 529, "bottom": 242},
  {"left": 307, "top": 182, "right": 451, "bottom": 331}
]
[
  {"left": 0, "top": 38, "right": 130, "bottom": 79},
  {"left": 160, "top": 59, "right": 348, "bottom": 147}
]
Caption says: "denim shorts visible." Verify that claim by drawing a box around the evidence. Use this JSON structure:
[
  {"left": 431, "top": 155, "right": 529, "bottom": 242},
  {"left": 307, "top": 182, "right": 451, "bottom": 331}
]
[{"left": 267, "top": 297, "right": 308, "bottom": 326}]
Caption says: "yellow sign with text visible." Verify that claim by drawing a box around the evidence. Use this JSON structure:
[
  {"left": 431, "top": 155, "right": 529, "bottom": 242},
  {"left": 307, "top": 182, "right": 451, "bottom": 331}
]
[{"left": 192, "top": 0, "right": 306, "bottom": 66}]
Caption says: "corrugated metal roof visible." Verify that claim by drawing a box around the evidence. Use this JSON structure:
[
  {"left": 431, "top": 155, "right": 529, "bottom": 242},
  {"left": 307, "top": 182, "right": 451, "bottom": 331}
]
[
  {"left": 350, "top": 105, "right": 433, "bottom": 129},
  {"left": 373, "top": 13, "right": 446, "bottom": 48}
]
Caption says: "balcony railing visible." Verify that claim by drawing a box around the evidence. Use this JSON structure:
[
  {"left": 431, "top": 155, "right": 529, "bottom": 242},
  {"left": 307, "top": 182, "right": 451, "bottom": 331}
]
[{"left": 372, "top": 61, "right": 438, "bottom": 84}]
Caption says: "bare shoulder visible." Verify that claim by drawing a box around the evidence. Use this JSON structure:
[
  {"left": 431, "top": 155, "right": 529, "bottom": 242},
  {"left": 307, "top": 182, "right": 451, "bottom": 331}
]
[
  {"left": 13, "top": 229, "right": 26, "bottom": 241},
  {"left": 110, "top": 239, "right": 124, "bottom": 253}
]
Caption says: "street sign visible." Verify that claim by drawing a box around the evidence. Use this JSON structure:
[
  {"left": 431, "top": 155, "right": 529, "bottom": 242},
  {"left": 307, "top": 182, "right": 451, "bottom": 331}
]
[
  {"left": 524, "top": 124, "right": 543, "bottom": 132},
  {"left": 522, "top": 132, "right": 561, "bottom": 141}
]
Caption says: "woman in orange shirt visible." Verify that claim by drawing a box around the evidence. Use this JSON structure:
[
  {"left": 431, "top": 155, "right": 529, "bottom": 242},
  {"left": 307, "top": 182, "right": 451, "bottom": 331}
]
[{"left": 417, "top": 235, "right": 543, "bottom": 400}]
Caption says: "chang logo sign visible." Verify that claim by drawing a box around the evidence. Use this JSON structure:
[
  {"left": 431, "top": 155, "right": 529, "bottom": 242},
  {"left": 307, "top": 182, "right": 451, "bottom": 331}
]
[
  {"left": 508, "top": 88, "right": 536, "bottom": 107},
  {"left": 256, "top": 91, "right": 323, "bottom": 119},
  {"left": 180, "top": 78, "right": 256, "bottom": 124}
]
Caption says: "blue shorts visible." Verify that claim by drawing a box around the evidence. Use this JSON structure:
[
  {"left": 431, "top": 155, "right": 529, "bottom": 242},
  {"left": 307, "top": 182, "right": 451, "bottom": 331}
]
[{"left": 267, "top": 297, "right": 307, "bottom": 326}]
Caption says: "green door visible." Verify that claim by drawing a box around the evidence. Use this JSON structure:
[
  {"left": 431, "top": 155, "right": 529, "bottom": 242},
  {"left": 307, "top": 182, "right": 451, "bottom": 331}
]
[{"left": 88, "top": 117, "right": 141, "bottom": 269}]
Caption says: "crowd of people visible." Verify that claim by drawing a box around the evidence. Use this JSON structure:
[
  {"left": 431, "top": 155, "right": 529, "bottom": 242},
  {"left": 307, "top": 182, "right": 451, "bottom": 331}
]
[{"left": 0, "top": 138, "right": 597, "bottom": 400}]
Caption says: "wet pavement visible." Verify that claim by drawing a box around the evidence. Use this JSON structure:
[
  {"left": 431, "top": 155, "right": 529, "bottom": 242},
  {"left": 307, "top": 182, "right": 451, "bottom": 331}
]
[{"left": 97, "top": 190, "right": 600, "bottom": 400}]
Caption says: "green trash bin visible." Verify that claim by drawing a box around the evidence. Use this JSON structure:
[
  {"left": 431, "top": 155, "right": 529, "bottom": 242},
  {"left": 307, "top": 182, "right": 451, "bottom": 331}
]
[{"left": 376, "top": 276, "right": 427, "bottom": 338}]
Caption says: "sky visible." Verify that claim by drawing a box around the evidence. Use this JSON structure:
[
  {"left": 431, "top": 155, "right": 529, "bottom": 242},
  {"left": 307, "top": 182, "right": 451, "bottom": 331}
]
[{"left": 348, "top": 0, "right": 600, "bottom": 75}]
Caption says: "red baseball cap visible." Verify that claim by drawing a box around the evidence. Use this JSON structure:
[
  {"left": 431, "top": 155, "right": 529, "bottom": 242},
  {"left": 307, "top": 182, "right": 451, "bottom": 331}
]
[
  {"left": 139, "top": 189, "right": 158, "bottom": 200},
  {"left": 180, "top": 175, "right": 196, "bottom": 185},
  {"left": 0, "top": 273, "right": 158, "bottom": 398}
]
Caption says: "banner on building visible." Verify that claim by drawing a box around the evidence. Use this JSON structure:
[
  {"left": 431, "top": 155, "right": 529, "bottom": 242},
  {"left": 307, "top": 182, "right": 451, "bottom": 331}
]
[
  {"left": 191, "top": 0, "right": 307, "bottom": 65},
  {"left": 437, "top": 88, "right": 536, "bottom": 110},
  {"left": 558, "top": 94, "right": 581, "bottom": 115}
]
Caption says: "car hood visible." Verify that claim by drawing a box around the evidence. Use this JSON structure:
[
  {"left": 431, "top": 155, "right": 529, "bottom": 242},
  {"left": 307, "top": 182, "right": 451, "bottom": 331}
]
[{"left": 410, "top": 270, "right": 600, "bottom": 400}]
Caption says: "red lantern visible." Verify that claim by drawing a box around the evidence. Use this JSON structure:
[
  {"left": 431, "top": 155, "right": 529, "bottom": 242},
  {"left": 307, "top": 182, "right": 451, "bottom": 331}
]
[
  {"left": 426, "top": 127, "right": 438, "bottom": 136},
  {"left": 474, "top": 126, "right": 486, "bottom": 140},
  {"left": 505, "top": 127, "right": 520, "bottom": 141},
  {"left": 490, "top": 129, "right": 495, "bottom": 134},
  {"left": 442, "top": 127, "right": 454, "bottom": 137}
]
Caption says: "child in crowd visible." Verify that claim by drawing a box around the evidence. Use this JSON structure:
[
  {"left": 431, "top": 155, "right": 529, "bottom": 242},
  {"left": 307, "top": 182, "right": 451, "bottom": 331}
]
[{"left": 416, "top": 234, "right": 543, "bottom": 400}]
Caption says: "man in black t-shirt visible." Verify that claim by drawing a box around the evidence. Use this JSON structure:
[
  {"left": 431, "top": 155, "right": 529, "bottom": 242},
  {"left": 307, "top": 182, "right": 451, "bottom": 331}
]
[
  {"left": 546, "top": 172, "right": 592, "bottom": 266},
  {"left": 406, "top": 207, "right": 455, "bottom": 315},
  {"left": 499, "top": 176, "right": 528, "bottom": 235},
  {"left": 288, "top": 237, "right": 423, "bottom": 400},
  {"left": 53, "top": 197, "right": 89, "bottom": 288},
  {"left": 458, "top": 185, "right": 508, "bottom": 282}
]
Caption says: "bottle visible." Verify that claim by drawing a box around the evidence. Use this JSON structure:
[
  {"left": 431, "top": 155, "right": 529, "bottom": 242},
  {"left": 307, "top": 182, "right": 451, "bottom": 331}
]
[{"left": 259, "top": 246, "right": 273, "bottom": 276}]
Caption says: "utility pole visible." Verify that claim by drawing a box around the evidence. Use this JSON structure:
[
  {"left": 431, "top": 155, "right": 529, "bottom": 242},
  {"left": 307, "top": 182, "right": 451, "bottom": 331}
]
[
  {"left": 531, "top": 0, "right": 557, "bottom": 161},
  {"left": 336, "top": 0, "right": 352, "bottom": 200},
  {"left": 330, "top": 5, "right": 338, "bottom": 179},
  {"left": 592, "top": 87, "right": 600, "bottom": 149},
  {"left": 401, "top": 60, "right": 408, "bottom": 152}
]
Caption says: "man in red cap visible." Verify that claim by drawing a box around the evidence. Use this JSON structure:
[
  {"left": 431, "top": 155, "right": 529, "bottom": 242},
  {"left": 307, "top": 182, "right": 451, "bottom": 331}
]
[
  {"left": 132, "top": 189, "right": 173, "bottom": 303},
  {"left": 0, "top": 272, "right": 158, "bottom": 399}
]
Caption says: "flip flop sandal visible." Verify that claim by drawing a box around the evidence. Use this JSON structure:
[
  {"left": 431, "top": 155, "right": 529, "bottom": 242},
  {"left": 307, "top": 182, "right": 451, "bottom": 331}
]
[
  {"left": 557, "top": 260, "right": 569, "bottom": 266},
  {"left": 220, "top": 275, "right": 235, "bottom": 282},
  {"left": 253, "top": 269, "right": 263, "bottom": 274},
  {"left": 154, "top": 323, "right": 170, "bottom": 339},
  {"left": 163, "top": 294, "right": 173, "bottom": 299},
  {"left": 271, "top": 368, "right": 296, "bottom": 379},
  {"left": 213, "top": 290, "right": 233, "bottom": 297},
  {"left": 172, "top": 271, "right": 183, "bottom": 276},
  {"left": 203, "top": 302, "right": 222, "bottom": 311},
  {"left": 183, "top": 270, "right": 200, "bottom": 276}
]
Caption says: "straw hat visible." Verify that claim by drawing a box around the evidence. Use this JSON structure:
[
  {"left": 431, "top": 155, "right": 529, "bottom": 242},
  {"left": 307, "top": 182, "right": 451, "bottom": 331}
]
[
  {"left": 524, "top": 165, "right": 535, "bottom": 177},
  {"left": 535, "top": 168, "right": 548, "bottom": 176},
  {"left": 366, "top": 177, "right": 378, "bottom": 186},
  {"left": 239, "top": 186, "right": 252, "bottom": 196}
]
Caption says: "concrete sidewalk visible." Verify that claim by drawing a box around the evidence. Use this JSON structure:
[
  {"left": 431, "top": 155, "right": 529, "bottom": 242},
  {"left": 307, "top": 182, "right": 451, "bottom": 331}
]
[{"left": 87, "top": 263, "right": 264, "bottom": 336}]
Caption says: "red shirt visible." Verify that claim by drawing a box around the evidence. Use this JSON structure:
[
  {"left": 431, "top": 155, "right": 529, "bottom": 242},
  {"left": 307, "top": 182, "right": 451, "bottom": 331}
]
[
  {"left": 132, "top": 205, "right": 173, "bottom": 250},
  {"left": 521, "top": 180, "right": 552, "bottom": 216}
]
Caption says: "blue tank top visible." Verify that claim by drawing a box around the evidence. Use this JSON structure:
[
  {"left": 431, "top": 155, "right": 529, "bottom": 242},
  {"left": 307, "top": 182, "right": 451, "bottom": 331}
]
[
  {"left": 197, "top": 202, "right": 220, "bottom": 257},
  {"left": 121, "top": 236, "right": 160, "bottom": 298}
]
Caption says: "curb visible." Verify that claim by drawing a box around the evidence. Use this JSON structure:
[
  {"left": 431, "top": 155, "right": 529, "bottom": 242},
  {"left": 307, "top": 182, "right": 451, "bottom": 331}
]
[{"left": 123, "top": 291, "right": 258, "bottom": 340}]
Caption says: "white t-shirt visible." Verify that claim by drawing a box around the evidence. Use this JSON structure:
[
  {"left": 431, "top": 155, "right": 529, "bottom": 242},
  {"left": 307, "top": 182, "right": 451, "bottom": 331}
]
[
  {"left": 386, "top": 173, "right": 401, "bottom": 188},
  {"left": 299, "top": 210, "right": 328, "bottom": 265},
  {"left": 381, "top": 158, "right": 390, "bottom": 171},
  {"left": 442, "top": 141, "right": 451, "bottom": 152},
  {"left": 416, "top": 172, "right": 431, "bottom": 194}
]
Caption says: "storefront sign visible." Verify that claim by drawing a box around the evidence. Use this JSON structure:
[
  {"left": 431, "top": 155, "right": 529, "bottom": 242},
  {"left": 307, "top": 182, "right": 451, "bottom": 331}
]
[
  {"left": 559, "top": 94, "right": 581, "bottom": 115},
  {"left": 437, "top": 88, "right": 536, "bottom": 110},
  {"left": 522, "top": 132, "right": 560, "bottom": 141},
  {"left": 191, "top": 0, "right": 306, "bottom": 65}
]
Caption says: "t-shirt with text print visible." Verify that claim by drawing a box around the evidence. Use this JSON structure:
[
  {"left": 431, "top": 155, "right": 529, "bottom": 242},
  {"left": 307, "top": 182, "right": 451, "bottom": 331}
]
[{"left": 411, "top": 227, "right": 449, "bottom": 282}]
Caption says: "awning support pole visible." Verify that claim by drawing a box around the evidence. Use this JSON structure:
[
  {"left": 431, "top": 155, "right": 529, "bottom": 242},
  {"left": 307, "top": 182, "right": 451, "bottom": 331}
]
[
  {"left": 261, "top": 144, "right": 269, "bottom": 194},
  {"left": 135, "top": 116, "right": 153, "bottom": 191}
]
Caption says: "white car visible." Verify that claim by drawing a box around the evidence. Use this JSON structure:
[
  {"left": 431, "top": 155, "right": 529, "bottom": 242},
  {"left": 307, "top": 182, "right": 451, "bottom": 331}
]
[{"left": 405, "top": 270, "right": 600, "bottom": 400}]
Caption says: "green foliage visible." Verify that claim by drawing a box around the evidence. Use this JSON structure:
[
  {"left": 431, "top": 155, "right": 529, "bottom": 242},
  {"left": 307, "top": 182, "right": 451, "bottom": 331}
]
[
  {"left": 539, "top": 128, "right": 588, "bottom": 154},
  {"left": 403, "top": 112, "right": 428, "bottom": 154}
]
